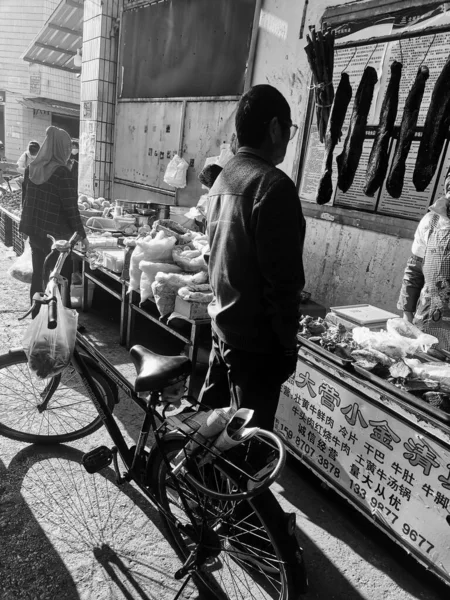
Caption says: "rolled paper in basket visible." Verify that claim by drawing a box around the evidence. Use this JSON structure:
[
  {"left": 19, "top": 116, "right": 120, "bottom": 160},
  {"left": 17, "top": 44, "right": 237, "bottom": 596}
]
[
  {"left": 171, "top": 406, "right": 235, "bottom": 475},
  {"left": 197, "top": 408, "right": 257, "bottom": 467}
]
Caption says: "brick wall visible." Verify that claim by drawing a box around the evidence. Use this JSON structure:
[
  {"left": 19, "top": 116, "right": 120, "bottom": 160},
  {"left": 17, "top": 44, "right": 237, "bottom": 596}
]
[{"left": 0, "top": 0, "right": 80, "bottom": 162}]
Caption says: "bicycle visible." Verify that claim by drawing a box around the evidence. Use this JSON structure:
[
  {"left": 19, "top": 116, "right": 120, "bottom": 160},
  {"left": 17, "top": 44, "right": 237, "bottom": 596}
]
[{"left": 0, "top": 233, "right": 308, "bottom": 600}]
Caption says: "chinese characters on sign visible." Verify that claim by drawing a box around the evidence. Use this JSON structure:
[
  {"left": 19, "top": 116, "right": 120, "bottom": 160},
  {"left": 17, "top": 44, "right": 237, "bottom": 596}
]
[
  {"left": 276, "top": 355, "right": 450, "bottom": 582},
  {"left": 29, "top": 73, "right": 41, "bottom": 95}
]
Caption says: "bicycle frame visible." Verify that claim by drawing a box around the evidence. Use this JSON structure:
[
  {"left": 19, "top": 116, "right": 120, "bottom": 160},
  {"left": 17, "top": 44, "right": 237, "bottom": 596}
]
[{"left": 72, "top": 333, "right": 192, "bottom": 515}]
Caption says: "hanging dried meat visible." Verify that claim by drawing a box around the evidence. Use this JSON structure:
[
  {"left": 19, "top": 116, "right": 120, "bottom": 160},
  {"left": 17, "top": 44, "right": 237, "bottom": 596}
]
[
  {"left": 386, "top": 65, "right": 429, "bottom": 199},
  {"left": 304, "top": 27, "right": 335, "bottom": 143},
  {"left": 364, "top": 61, "right": 402, "bottom": 197},
  {"left": 413, "top": 57, "right": 450, "bottom": 192},
  {"left": 336, "top": 66, "right": 378, "bottom": 193},
  {"left": 316, "top": 72, "right": 352, "bottom": 205}
]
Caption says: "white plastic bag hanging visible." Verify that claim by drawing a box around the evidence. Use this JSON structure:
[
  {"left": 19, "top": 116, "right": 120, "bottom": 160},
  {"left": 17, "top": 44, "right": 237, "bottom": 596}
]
[
  {"left": 23, "top": 287, "right": 78, "bottom": 379},
  {"left": 163, "top": 154, "right": 189, "bottom": 189},
  {"left": 8, "top": 239, "right": 33, "bottom": 284},
  {"left": 217, "top": 143, "right": 234, "bottom": 168}
]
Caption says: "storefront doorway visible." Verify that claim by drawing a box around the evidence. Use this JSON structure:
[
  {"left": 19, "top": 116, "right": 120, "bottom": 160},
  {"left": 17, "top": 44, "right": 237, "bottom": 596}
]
[{"left": 52, "top": 113, "right": 79, "bottom": 139}]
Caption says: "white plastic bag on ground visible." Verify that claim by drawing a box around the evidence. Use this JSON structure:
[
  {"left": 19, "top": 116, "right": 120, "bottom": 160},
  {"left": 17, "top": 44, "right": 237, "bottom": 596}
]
[
  {"left": 23, "top": 288, "right": 78, "bottom": 378},
  {"left": 163, "top": 154, "right": 189, "bottom": 188},
  {"left": 8, "top": 239, "right": 33, "bottom": 284}
]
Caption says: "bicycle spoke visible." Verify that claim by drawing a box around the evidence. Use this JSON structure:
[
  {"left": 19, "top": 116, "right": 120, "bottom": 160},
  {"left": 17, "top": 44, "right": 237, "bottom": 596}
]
[
  {"left": 0, "top": 355, "right": 110, "bottom": 441},
  {"left": 154, "top": 440, "right": 290, "bottom": 600}
]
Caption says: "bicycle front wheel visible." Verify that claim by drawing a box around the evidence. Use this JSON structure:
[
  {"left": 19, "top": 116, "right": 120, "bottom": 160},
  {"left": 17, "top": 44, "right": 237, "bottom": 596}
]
[
  {"left": 0, "top": 349, "right": 115, "bottom": 444},
  {"left": 150, "top": 436, "right": 303, "bottom": 600}
]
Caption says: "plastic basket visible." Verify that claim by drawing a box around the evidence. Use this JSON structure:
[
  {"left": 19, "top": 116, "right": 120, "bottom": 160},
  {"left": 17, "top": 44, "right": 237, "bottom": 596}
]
[
  {"left": 0, "top": 207, "right": 12, "bottom": 246},
  {"left": 11, "top": 217, "right": 25, "bottom": 255}
]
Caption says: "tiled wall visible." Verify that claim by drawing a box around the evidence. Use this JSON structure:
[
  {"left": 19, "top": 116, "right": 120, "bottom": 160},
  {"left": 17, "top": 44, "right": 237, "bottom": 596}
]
[
  {"left": 0, "top": 0, "right": 80, "bottom": 162},
  {"left": 79, "top": 0, "right": 120, "bottom": 199}
]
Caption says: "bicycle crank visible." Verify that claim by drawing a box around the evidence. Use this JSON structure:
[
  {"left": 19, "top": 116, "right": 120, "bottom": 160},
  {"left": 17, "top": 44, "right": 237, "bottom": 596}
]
[{"left": 82, "top": 446, "right": 114, "bottom": 474}]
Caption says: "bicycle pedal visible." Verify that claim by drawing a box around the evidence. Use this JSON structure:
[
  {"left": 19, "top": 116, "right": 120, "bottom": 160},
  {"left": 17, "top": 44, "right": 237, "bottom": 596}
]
[{"left": 82, "top": 446, "right": 114, "bottom": 474}]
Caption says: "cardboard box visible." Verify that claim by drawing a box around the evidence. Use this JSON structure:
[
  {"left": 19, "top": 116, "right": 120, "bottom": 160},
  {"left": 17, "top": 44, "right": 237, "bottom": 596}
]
[{"left": 174, "top": 295, "right": 209, "bottom": 320}]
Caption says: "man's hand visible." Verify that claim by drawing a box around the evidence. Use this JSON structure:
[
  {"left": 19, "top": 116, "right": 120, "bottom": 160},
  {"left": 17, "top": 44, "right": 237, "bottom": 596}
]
[
  {"left": 81, "top": 237, "right": 90, "bottom": 252},
  {"left": 279, "top": 347, "right": 298, "bottom": 383},
  {"left": 403, "top": 311, "right": 414, "bottom": 323}
]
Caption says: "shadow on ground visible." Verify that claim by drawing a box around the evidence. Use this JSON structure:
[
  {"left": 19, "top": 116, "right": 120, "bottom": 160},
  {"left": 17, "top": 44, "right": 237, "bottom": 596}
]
[
  {"left": 5, "top": 444, "right": 201, "bottom": 600},
  {"left": 0, "top": 454, "right": 80, "bottom": 599}
]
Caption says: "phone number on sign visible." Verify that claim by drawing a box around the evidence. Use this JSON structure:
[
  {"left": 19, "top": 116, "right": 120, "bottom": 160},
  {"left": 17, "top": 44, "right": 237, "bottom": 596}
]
[
  {"left": 349, "top": 481, "right": 435, "bottom": 554},
  {"left": 278, "top": 425, "right": 341, "bottom": 479}
]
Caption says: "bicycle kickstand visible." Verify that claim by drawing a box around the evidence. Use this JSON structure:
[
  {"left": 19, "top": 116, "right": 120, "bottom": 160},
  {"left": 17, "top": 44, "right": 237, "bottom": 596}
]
[{"left": 172, "top": 573, "right": 194, "bottom": 600}]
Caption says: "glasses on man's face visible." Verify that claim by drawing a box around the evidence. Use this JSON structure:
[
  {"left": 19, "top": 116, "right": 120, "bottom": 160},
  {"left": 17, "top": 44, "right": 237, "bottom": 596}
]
[
  {"left": 262, "top": 117, "right": 298, "bottom": 141},
  {"left": 288, "top": 123, "right": 299, "bottom": 140}
]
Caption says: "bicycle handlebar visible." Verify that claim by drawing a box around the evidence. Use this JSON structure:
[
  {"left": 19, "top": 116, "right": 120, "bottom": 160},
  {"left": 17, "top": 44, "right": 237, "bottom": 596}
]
[
  {"left": 47, "top": 295, "right": 58, "bottom": 330},
  {"left": 46, "top": 233, "right": 83, "bottom": 329}
]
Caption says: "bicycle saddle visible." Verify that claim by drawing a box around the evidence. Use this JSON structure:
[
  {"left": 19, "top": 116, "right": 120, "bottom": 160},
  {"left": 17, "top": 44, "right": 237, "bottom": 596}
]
[{"left": 130, "top": 345, "right": 191, "bottom": 393}]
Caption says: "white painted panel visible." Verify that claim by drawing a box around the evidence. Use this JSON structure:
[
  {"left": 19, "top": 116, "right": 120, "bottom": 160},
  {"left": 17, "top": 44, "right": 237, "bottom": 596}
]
[
  {"left": 177, "top": 100, "right": 238, "bottom": 207},
  {"left": 114, "top": 101, "right": 183, "bottom": 191}
]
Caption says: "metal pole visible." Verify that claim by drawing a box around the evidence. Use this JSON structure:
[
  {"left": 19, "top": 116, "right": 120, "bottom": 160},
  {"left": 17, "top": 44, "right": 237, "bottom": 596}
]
[{"left": 244, "top": 0, "right": 263, "bottom": 92}]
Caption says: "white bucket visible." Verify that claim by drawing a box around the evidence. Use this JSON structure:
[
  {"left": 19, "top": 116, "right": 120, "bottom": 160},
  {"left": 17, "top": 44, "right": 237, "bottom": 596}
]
[{"left": 71, "top": 280, "right": 95, "bottom": 309}]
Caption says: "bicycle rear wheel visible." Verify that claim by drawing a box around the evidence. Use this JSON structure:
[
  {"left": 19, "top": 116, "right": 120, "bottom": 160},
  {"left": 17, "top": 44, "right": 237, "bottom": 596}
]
[
  {"left": 150, "top": 436, "right": 305, "bottom": 600},
  {"left": 0, "top": 349, "right": 115, "bottom": 444}
]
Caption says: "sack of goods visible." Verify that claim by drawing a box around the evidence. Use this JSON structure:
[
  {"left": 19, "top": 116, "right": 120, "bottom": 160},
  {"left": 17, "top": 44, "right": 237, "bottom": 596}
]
[
  {"left": 172, "top": 246, "right": 207, "bottom": 272},
  {"left": 23, "top": 288, "right": 78, "bottom": 379},
  {"left": 152, "top": 271, "right": 208, "bottom": 317},
  {"left": 128, "top": 231, "right": 177, "bottom": 292}
]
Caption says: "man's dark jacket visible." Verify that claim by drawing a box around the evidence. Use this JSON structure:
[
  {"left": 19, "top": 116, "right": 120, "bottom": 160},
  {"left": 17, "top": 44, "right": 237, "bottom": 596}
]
[{"left": 206, "top": 147, "right": 306, "bottom": 354}]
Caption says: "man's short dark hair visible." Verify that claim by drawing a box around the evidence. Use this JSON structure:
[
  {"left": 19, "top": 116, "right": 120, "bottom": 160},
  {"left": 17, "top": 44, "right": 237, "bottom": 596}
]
[
  {"left": 235, "top": 85, "right": 291, "bottom": 148},
  {"left": 199, "top": 164, "right": 223, "bottom": 189},
  {"left": 28, "top": 141, "right": 40, "bottom": 155}
]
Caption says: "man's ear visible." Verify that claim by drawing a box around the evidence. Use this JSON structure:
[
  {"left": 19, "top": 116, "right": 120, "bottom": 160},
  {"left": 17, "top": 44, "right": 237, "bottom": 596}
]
[{"left": 268, "top": 116, "right": 280, "bottom": 143}]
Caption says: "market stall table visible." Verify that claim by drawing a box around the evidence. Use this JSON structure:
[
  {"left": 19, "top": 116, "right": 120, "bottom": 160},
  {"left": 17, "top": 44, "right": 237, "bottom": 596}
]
[
  {"left": 79, "top": 254, "right": 129, "bottom": 346},
  {"left": 126, "top": 289, "right": 210, "bottom": 397},
  {"left": 275, "top": 335, "right": 450, "bottom": 588}
]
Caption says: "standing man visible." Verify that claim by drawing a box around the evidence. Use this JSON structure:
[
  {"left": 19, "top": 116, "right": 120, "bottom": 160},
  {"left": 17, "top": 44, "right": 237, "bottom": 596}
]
[{"left": 200, "top": 84, "right": 306, "bottom": 430}]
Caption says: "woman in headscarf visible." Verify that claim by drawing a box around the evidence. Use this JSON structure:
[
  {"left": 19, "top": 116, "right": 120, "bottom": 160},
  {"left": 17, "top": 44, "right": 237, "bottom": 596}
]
[{"left": 19, "top": 126, "right": 88, "bottom": 302}]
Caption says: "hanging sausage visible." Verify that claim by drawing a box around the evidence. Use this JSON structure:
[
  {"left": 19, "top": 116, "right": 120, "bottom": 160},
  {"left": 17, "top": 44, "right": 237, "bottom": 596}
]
[
  {"left": 364, "top": 61, "right": 402, "bottom": 197},
  {"left": 386, "top": 65, "right": 429, "bottom": 199},
  {"left": 316, "top": 72, "right": 352, "bottom": 205},
  {"left": 413, "top": 57, "right": 450, "bottom": 192},
  {"left": 336, "top": 66, "right": 378, "bottom": 193}
]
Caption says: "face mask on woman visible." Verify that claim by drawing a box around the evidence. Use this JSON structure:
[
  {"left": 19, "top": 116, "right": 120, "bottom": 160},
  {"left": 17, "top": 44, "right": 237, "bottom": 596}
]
[{"left": 71, "top": 149, "right": 79, "bottom": 156}]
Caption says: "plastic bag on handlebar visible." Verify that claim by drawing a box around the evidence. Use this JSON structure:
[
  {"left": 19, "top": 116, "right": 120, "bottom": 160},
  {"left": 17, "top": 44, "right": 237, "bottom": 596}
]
[{"left": 23, "top": 287, "right": 78, "bottom": 378}]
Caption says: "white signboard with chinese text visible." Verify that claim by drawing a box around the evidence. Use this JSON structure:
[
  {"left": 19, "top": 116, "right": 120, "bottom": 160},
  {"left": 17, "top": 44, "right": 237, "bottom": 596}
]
[{"left": 275, "top": 350, "right": 450, "bottom": 585}]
